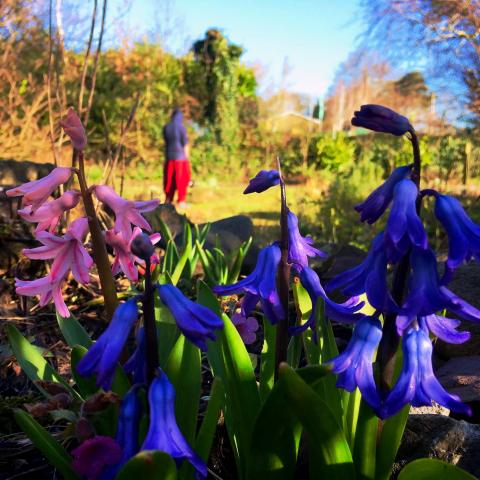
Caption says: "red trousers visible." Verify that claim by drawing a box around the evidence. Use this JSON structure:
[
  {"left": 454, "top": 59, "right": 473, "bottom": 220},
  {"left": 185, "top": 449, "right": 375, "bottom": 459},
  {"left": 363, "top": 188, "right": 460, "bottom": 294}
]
[{"left": 163, "top": 160, "right": 191, "bottom": 203}]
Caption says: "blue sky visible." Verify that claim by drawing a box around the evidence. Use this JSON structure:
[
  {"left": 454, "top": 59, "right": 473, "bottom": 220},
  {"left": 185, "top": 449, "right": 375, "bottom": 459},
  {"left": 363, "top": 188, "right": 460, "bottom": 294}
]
[{"left": 109, "top": 0, "right": 362, "bottom": 99}]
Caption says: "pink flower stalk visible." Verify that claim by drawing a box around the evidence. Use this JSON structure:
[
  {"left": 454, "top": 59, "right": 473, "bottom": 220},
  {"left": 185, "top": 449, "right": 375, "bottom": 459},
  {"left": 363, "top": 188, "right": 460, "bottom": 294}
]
[
  {"left": 231, "top": 312, "right": 259, "bottom": 345},
  {"left": 15, "top": 217, "right": 93, "bottom": 317},
  {"left": 18, "top": 190, "right": 81, "bottom": 233},
  {"left": 71, "top": 436, "right": 123, "bottom": 480},
  {"left": 93, "top": 185, "right": 159, "bottom": 241},
  {"left": 106, "top": 227, "right": 161, "bottom": 281},
  {"left": 60, "top": 107, "right": 87, "bottom": 150},
  {"left": 6, "top": 167, "right": 73, "bottom": 212}
]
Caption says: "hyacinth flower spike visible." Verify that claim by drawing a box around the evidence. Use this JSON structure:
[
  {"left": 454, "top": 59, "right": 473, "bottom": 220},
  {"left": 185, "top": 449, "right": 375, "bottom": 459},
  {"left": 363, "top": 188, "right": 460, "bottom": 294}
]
[
  {"left": 60, "top": 107, "right": 87, "bottom": 150},
  {"left": 326, "top": 232, "right": 397, "bottom": 313},
  {"left": 76, "top": 299, "right": 139, "bottom": 390},
  {"left": 328, "top": 315, "right": 383, "bottom": 413},
  {"left": 157, "top": 284, "right": 224, "bottom": 350},
  {"left": 142, "top": 371, "right": 207, "bottom": 478},
  {"left": 243, "top": 169, "right": 280, "bottom": 194},
  {"left": 351, "top": 104, "right": 412, "bottom": 136},
  {"left": 427, "top": 191, "right": 480, "bottom": 283},
  {"left": 384, "top": 178, "right": 427, "bottom": 258},
  {"left": 287, "top": 209, "right": 326, "bottom": 271},
  {"left": 6, "top": 166, "right": 73, "bottom": 211},
  {"left": 99, "top": 385, "right": 143, "bottom": 480},
  {"left": 355, "top": 164, "right": 412, "bottom": 224},
  {"left": 396, "top": 248, "right": 480, "bottom": 335},
  {"left": 94, "top": 185, "right": 159, "bottom": 240},
  {"left": 290, "top": 267, "right": 364, "bottom": 340},
  {"left": 18, "top": 190, "right": 81, "bottom": 233},
  {"left": 213, "top": 243, "right": 284, "bottom": 324},
  {"left": 382, "top": 323, "right": 471, "bottom": 418}
]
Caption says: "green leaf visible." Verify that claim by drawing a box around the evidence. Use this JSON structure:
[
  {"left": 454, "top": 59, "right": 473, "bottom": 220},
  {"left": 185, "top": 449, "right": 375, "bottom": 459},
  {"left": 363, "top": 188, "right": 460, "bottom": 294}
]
[
  {"left": 165, "top": 335, "right": 201, "bottom": 443},
  {"left": 279, "top": 363, "right": 355, "bottom": 480},
  {"left": 157, "top": 219, "right": 176, "bottom": 250},
  {"left": 116, "top": 451, "right": 177, "bottom": 480},
  {"left": 14, "top": 409, "right": 80, "bottom": 480},
  {"left": 56, "top": 312, "right": 92, "bottom": 349},
  {"left": 247, "top": 375, "right": 302, "bottom": 479},
  {"left": 71, "top": 345, "right": 99, "bottom": 398},
  {"left": 198, "top": 281, "right": 261, "bottom": 477},
  {"left": 194, "top": 377, "right": 224, "bottom": 460},
  {"left": 353, "top": 399, "right": 378, "bottom": 480},
  {"left": 397, "top": 459, "right": 477, "bottom": 480},
  {"left": 228, "top": 237, "right": 252, "bottom": 284},
  {"left": 7, "top": 325, "right": 79, "bottom": 399},
  {"left": 259, "top": 316, "right": 276, "bottom": 401},
  {"left": 375, "top": 405, "right": 409, "bottom": 480},
  {"left": 171, "top": 222, "right": 192, "bottom": 285}
]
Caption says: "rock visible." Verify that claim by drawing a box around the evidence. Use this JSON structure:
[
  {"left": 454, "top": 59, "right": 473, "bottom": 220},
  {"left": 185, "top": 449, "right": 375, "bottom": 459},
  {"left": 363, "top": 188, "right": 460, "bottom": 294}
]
[
  {"left": 395, "top": 414, "right": 480, "bottom": 478},
  {"left": 318, "top": 244, "right": 366, "bottom": 281},
  {"left": 435, "top": 262, "right": 480, "bottom": 359},
  {"left": 0, "top": 159, "right": 55, "bottom": 185},
  {"left": 144, "top": 204, "right": 189, "bottom": 248},
  {"left": 410, "top": 402, "right": 450, "bottom": 416},
  {"left": 436, "top": 356, "right": 480, "bottom": 403}
]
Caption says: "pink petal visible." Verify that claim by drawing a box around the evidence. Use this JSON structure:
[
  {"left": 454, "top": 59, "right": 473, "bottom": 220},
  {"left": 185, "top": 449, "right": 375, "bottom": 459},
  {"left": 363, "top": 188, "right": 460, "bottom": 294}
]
[
  {"left": 50, "top": 245, "right": 73, "bottom": 282},
  {"left": 149, "top": 233, "right": 161, "bottom": 245},
  {"left": 133, "top": 198, "right": 159, "bottom": 212},
  {"left": 22, "top": 244, "right": 62, "bottom": 260},
  {"left": 52, "top": 282, "right": 70, "bottom": 317},
  {"left": 60, "top": 108, "right": 87, "bottom": 150},
  {"left": 125, "top": 208, "right": 152, "bottom": 232},
  {"left": 67, "top": 217, "right": 89, "bottom": 241},
  {"left": 15, "top": 276, "right": 53, "bottom": 296},
  {"left": 71, "top": 245, "right": 92, "bottom": 284}
]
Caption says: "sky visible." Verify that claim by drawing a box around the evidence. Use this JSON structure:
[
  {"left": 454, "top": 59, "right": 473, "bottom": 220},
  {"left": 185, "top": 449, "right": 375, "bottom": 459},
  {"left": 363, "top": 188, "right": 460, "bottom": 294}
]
[{"left": 108, "top": 0, "right": 362, "bottom": 99}]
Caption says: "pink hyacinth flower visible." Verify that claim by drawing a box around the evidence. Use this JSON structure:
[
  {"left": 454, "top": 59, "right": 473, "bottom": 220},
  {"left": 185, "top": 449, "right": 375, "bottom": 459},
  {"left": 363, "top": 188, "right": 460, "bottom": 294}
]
[
  {"left": 18, "top": 190, "right": 81, "bottom": 233},
  {"left": 60, "top": 107, "right": 87, "bottom": 150},
  {"left": 106, "top": 227, "right": 161, "bottom": 281},
  {"left": 16, "top": 217, "right": 93, "bottom": 317},
  {"left": 94, "top": 185, "right": 159, "bottom": 240},
  {"left": 6, "top": 167, "right": 73, "bottom": 212},
  {"left": 71, "top": 436, "right": 123, "bottom": 480},
  {"left": 231, "top": 312, "right": 259, "bottom": 345}
]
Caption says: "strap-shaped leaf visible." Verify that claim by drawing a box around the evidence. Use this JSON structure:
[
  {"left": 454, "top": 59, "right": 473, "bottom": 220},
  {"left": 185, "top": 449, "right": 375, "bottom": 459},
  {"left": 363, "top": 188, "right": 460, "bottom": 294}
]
[
  {"left": 279, "top": 363, "right": 355, "bottom": 480},
  {"left": 259, "top": 317, "right": 276, "bottom": 401},
  {"left": 165, "top": 334, "right": 201, "bottom": 444},
  {"left": 353, "top": 399, "right": 378, "bottom": 480},
  {"left": 116, "top": 451, "right": 177, "bottom": 480},
  {"left": 56, "top": 312, "right": 92, "bottom": 349},
  {"left": 14, "top": 409, "right": 80, "bottom": 480},
  {"left": 397, "top": 459, "right": 477, "bottom": 480},
  {"left": 7, "top": 325, "right": 79, "bottom": 399},
  {"left": 171, "top": 222, "right": 193, "bottom": 285}
]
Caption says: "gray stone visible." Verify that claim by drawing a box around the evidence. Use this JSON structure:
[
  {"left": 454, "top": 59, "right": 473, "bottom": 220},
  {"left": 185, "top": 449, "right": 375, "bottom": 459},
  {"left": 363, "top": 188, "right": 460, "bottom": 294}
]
[
  {"left": 0, "top": 159, "right": 55, "bottom": 185},
  {"left": 436, "top": 356, "right": 480, "bottom": 403},
  {"left": 396, "top": 414, "right": 480, "bottom": 478}
]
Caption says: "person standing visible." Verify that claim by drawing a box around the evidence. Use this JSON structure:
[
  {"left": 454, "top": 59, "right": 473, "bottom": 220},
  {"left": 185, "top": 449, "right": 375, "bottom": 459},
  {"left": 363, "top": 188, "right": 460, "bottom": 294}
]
[{"left": 163, "top": 108, "right": 191, "bottom": 208}]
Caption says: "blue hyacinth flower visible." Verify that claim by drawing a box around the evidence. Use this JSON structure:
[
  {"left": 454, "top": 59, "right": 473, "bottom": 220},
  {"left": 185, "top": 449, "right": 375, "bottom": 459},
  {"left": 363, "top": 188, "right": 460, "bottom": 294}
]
[
  {"left": 100, "top": 385, "right": 143, "bottom": 480},
  {"left": 156, "top": 284, "right": 224, "bottom": 351},
  {"left": 77, "top": 299, "right": 139, "bottom": 390},
  {"left": 290, "top": 267, "right": 364, "bottom": 341},
  {"left": 123, "top": 327, "right": 146, "bottom": 385},
  {"left": 351, "top": 104, "right": 412, "bottom": 136},
  {"left": 329, "top": 315, "right": 383, "bottom": 413},
  {"left": 287, "top": 209, "right": 326, "bottom": 271},
  {"left": 326, "top": 233, "right": 397, "bottom": 313},
  {"left": 396, "top": 248, "right": 480, "bottom": 335},
  {"left": 422, "top": 314, "right": 470, "bottom": 344},
  {"left": 433, "top": 192, "right": 480, "bottom": 282},
  {"left": 141, "top": 371, "right": 207, "bottom": 479},
  {"left": 213, "top": 243, "right": 284, "bottom": 324},
  {"left": 385, "top": 179, "right": 427, "bottom": 257},
  {"left": 355, "top": 164, "right": 412, "bottom": 224},
  {"left": 243, "top": 169, "right": 281, "bottom": 194},
  {"left": 382, "top": 324, "right": 471, "bottom": 418}
]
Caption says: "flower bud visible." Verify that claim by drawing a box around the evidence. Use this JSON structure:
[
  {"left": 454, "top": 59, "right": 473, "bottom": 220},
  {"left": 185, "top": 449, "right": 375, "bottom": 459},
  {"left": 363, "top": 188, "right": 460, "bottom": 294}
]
[{"left": 131, "top": 232, "right": 155, "bottom": 261}]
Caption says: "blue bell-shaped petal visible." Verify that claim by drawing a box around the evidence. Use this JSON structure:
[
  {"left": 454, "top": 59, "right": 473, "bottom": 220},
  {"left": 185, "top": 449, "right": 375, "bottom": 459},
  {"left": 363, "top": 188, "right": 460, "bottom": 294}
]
[
  {"left": 290, "top": 267, "right": 364, "bottom": 341},
  {"left": 326, "top": 233, "right": 398, "bottom": 313},
  {"left": 213, "top": 243, "right": 284, "bottom": 324},
  {"left": 433, "top": 192, "right": 480, "bottom": 282},
  {"left": 422, "top": 314, "right": 470, "bottom": 344},
  {"left": 77, "top": 299, "right": 139, "bottom": 390},
  {"left": 141, "top": 371, "right": 207, "bottom": 478},
  {"left": 382, "top": 324, "right": 471, "bottom": 418},
  {"left": 351, "top": 104, "right": 412, "bottom": 136},
  {"left": 243, "top": 169, "right": 280, "bottom": 194},
  {"left": 287, "top": 209, "right": 326, "bottom": 271},
  {"left": 157, "top": 284, "right": 224, "bottom": 350},
  {"left": 397, "top": 248, "right": 480, "bottom": 335},
  {"left": 355, "top": 164, "right": 412, "bottom": 224},
  {"left": 385, "top": 179, "right": 427, "bottom": 257},
  {"left": 329, "top": 315, "right": 383, "bottom": 413}
]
